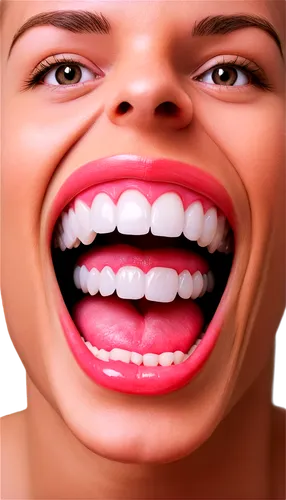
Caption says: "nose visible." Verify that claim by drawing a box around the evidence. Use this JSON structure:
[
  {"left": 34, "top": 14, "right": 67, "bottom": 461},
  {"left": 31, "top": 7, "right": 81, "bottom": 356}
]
[{"left": 106, "top": 59, "right": 193, "bottom": 132}]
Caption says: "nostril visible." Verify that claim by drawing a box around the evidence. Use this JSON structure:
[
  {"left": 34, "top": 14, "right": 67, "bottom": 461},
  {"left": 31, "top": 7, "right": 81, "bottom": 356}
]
[
  {"left": 155, "top": 101, "right": 179, "bottom": 117},
  {"left": 117, "top": 101, "right": 132, "bottom": 114}
]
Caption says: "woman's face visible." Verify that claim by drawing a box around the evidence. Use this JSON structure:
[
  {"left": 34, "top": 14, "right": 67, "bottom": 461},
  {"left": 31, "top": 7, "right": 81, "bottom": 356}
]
[{"left": 1, "top": 0, "right": 285, "bottom": 463}]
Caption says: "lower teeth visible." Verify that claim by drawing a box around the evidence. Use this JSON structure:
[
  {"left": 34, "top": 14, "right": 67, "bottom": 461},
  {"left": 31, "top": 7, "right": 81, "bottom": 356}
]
[{"left": 81, "top": 333, "right": 205, "bottom": 366}]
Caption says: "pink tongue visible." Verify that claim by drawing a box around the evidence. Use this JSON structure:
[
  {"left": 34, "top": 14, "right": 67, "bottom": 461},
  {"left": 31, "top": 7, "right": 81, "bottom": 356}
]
[{"left": 72, "top": 295, "right": 204, "bottom": 355}]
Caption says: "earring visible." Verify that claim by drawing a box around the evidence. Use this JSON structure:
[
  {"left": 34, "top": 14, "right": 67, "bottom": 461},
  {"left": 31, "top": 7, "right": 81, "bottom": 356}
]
[{"left": 272, "top": 311, "right": 286, "bottom": 408}]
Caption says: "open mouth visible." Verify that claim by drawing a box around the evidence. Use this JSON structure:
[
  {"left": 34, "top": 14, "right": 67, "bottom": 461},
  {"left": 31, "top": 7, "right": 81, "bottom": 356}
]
[{"left": 49, "top": 156, "right": 235, "bottom": 395}]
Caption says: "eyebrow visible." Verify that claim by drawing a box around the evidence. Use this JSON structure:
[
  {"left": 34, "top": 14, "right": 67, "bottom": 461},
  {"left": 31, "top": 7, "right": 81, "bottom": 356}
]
[{"left": 7, "top": 10, "right": 284, "bottom": 60}]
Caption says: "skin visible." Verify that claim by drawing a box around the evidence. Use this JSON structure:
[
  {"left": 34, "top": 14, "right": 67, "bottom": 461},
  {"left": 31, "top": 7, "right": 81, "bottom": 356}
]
[{"left": 1, "top": 0, "right": 285, "bottom": 498}]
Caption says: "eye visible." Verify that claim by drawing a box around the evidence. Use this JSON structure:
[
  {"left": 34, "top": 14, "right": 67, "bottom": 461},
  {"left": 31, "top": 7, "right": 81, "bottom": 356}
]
[
  {"left": 44, "top": 63, "right": 95, "bottom": 86},
  {"left": 196, "top": 64, "right": 249, "bottom": 87}
]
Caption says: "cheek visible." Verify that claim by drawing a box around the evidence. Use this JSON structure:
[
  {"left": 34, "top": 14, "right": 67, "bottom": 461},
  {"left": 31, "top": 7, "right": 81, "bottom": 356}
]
[{"left": 199, "top": 94, "right": 284, "bottom": 233}]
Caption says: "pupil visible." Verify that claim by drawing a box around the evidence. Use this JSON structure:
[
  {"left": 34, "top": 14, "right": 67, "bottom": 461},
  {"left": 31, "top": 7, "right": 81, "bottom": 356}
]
[
  {"left": 219, "top": 69, "right": 228, "bottom": 81},
  {"left": 64, "top": 66, "right": 75, "bottom": 81}
]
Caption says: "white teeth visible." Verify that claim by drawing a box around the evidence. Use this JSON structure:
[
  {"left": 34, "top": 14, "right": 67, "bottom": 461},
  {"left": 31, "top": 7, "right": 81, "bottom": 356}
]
[
  {"left": 143, "top": 353, "right": 159, "bottom": 367},
  {"left": 97, "top": 349, "right": 110, "bottom": 362},
  {"left": 183, "top": 201, "right": 204, "bottom": 241},
  {"left": 145, "top": 267, "right": 178, "bottom": 303},
  {"left": 130, "top": 352, "right": 143, "bottom": 365},
  {"left": 62, "top": 212, "right": 76, "bottom": 248},
  {"left": 74, "top": 200, "right": 96, "bottom": 245},
  {"left": 87, "top": 268, "right": 100, "bottom": 296},
  {"left": 99, "top": 266, "right": 116, "bottom": 296},
  {"left": 117, "top": 190, "right": 151, "bottom": 235},
  {"left": 90, "top": 193, "right": 116, "bottom": 234},
  {"left": 73, "top": 266, "right": 81, "bottom": 289},
  {"left": 158, "top": 352, "right": 174, "bottom": 366},
  {"left": 82, "top": 335, "right": 206, "bottom": 365},
  {"left": 174, "top": 351, "right": 185, "bottom": 365},
  {"left": 79, "top": 265, "right": 89, "bottom": 293},
  {"left": 178, "top": 270, "right": 193, "bottom": 299},
  {"left": 74, "top": 265, "right": 213, "bottom": 302},
  {"left": 55, "top": 189, "right": 231, "bottom": 255},
  {"left": 197, "top": 207, "right": 218, "bottom": 247},
  {"left": 191, "top": 271, "right": 204, "bottom": 299},
  {"left": 207, "top": 215, "right": 226, "bottom": 253},
  {"left": 109, "top": 348, "right": 131, "bottom": 363},
  {"left": 62, "top": 228, "right": 74, "bottom": 249},
  {"left": 68, "top": 208, "right": 81, "bottom": 240},
  {"left": 151, "top": 193, "right": 184, "bottom": 237},
  {"left": 74, "top": 200, "right": 90, "bottom": 231},
  {"left": 116, "top": 266, "right": 145, "bottom": 300}
]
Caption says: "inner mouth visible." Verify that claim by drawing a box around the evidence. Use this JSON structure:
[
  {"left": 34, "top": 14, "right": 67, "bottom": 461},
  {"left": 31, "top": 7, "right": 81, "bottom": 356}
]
[{"left": 51, "top": 188, "right": 234, "bottom": 366}]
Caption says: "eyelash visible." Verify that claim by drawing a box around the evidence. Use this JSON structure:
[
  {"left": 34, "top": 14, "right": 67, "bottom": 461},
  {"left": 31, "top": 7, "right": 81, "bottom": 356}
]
[
  {"left": 22, "top": 54, "right": 273, "bottom": 92},
  {"left": 194, "top": 56, "right": 273, "bottom": 91}
]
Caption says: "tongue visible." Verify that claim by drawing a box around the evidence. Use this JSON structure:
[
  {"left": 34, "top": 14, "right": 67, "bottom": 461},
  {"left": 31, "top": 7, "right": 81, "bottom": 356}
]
[{"left": 72, "top": 295, "right": 204, "bottom": 355}]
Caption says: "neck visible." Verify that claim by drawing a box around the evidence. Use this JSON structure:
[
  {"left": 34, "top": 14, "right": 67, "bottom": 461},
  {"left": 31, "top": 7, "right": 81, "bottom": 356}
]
[{"left": 25, "top": 356, "right": 275, "bottom": 499}]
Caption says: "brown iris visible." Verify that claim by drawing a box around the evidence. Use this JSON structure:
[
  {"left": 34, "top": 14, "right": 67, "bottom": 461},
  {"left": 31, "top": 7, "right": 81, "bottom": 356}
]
[
  {"left": 212, "top": 66, "right": 238, "bottom": 86},
  {"left": 55, "top": 65, "right": 82, "bottom": 85}
]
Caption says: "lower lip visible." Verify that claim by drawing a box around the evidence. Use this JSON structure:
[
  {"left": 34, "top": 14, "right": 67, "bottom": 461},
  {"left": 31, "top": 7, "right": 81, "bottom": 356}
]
[{"left": 59, "top": 295, "right": 225, "bottom": 395}]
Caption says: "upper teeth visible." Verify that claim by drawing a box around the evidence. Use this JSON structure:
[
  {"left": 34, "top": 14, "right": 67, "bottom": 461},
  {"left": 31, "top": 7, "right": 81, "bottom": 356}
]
[{"left": 54, "top": 190, "right": 230, "bottom": 253}]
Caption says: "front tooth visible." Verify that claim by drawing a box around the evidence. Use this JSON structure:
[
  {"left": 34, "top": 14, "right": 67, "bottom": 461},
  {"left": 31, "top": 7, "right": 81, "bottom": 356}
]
[
  {"left": 159, "top": 352, "right": 174, "bottom": 366},
  {"left": 116, "top": 266, "right": 145, "bottom": 300},
  {"left": 143, "top": 353, "right": 159, "bottom": 367},
  {"left": 79, "top": 265, "right": 89, "bottom": 293},
  {"left": 191, "top": 271, "right": 203, "bottom": 299},
  {"left": 99, "top": 266, "right": 116, "bottom": 296},
  {"left": 110, "top": 348, "right": 131, "bottom": 363},
  {"left": 145, "top": 268, "right": 178, "bottom": 303},
  {"left": 74, "top": 199, "right": 91, "bottom": 231},
  {"left": 207, "top": 215, "right": 226, "bottom": 253},
  {"left": 183, "top": 201, "right": 204, "bottom": 241},
  {"left": 151, "top": 193, "right": 184, "bottom": 237},
  {"left": 178, "top": 270, "right": 193, "bottom": 299},
  {"left": 197, "top": 207, "right": 218, "bottom": 247},
  {"left": 87, "top": 268, "right": 100, "bottom": 296},
  {"left": 73, "top": 266, "right": 81, "bottom": 289},
  {"left": 90, "top": 193, "right": 116, "bottom": 234},
  {"left": 117, "top": 190, "right": 151, "bottom": 235}
]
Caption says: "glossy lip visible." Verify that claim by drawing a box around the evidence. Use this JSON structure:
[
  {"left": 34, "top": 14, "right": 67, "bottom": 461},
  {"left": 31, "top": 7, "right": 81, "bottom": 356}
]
[{"left": 49, "top": 155, "right": 237, "bottom": 395}]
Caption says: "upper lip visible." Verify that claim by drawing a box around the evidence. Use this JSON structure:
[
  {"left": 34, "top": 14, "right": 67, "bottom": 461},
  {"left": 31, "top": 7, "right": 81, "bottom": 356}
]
[{"left": 47, "top": 154, "right": 236, "bottom": 246}]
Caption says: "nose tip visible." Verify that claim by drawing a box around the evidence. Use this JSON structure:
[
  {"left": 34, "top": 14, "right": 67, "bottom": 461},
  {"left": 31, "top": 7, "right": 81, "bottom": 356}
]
[{"left": 106, "top": 78, "right": 193, "bottom": 131}]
